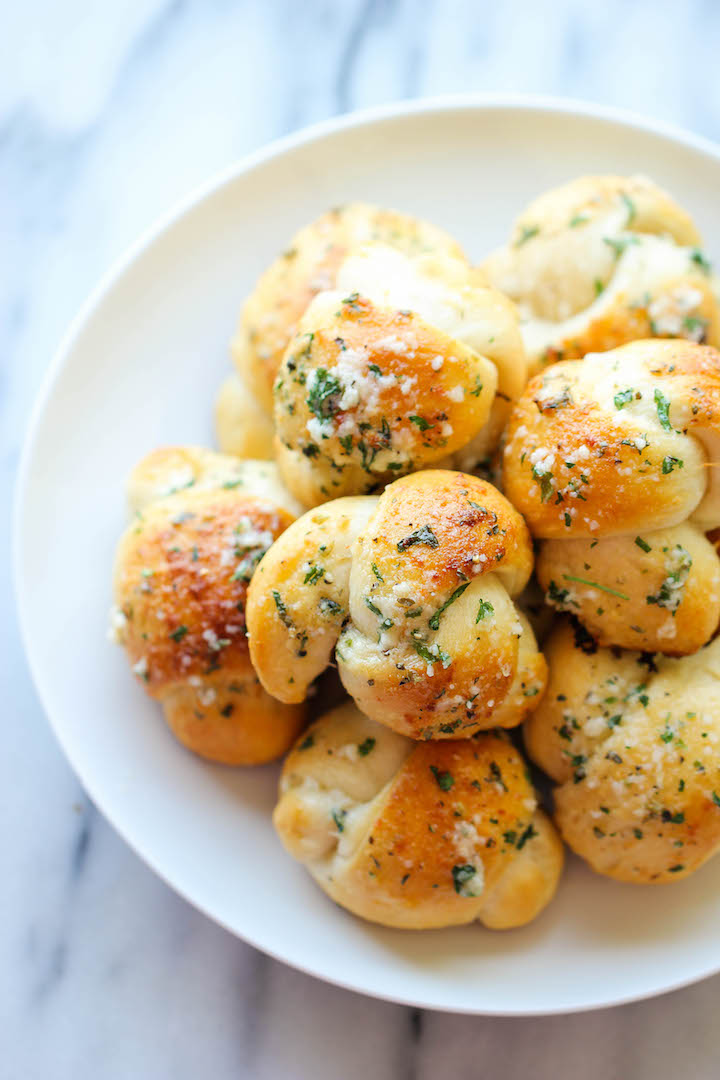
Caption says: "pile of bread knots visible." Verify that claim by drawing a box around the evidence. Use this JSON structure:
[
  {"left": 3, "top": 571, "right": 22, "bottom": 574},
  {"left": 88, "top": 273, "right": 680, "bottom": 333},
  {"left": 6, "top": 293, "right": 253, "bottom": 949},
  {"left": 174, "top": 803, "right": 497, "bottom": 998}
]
[{"left": 111, "top": 174, "right": 720, "bottom": 933}]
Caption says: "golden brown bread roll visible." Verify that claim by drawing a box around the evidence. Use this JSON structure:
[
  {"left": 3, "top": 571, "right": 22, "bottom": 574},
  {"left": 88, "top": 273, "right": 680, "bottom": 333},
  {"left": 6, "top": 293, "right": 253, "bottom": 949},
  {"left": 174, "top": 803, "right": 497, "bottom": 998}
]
[
  {"left": 502, "top": 339, "right": 720, "bottom": 653},
  {"left": 232, "top": 202, "right": 467, "bottom": 415},
  {"left": 246, "top": 470, "right": 547, "bottom": 739},
  {"left": 275, "top": 702, "right": 564, "bottom": 929},
  {"left": 111, "top": 447, "right": 306, "bottom": 764},
  {"left": 483, "top": 174, "right": 720, "bottom": 374},
  {"left": 273, "top": 244, "right": 527, "bottom": 506},
  {"left": 503, "top": 340, "right": 720, "bottom": 538},
  {"left": 525, "top": 621, "right": 720, "bottom": 884}
]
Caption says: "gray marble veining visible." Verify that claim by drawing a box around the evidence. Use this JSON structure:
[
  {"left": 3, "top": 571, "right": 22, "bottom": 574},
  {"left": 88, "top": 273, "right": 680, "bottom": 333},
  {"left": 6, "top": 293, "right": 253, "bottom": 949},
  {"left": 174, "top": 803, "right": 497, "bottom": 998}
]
[{"left": 5, "top": 2, "right": 720, "bottom": 1077}]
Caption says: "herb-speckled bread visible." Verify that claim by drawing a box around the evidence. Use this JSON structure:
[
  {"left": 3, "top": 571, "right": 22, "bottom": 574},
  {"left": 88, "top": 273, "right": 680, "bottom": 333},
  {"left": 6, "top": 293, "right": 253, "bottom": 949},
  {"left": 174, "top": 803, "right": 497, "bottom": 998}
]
[
  {"left": 246, "top": 470, "right": 546, "bottom": 739},
  {"left": 273, "top": 243, "right": 527, "bottom": 506},
  {"left": 111, "top": 447, "right": 306, "bottom": 764},
  {"left": 502, "top": 339, "right": 720, "bottom": 654},
  {"left": 483, "top": 174, "right": 720, "bottom": 375},
  {"left": 232, "top": 203, "right": 467, "bottom": 414},
  {"left": 274, "top": 701, "right": 564, "bottom": 929},
  {"left": 525, "top": 621, "right": 720, "bottom": 884}
]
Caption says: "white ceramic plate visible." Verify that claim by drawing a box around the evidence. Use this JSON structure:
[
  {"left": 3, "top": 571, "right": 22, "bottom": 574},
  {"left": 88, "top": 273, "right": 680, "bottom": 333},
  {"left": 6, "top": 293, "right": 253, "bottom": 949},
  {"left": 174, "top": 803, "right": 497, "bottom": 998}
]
[{"left": 16, "top": 96, "right": 720, "bottom": 1015}]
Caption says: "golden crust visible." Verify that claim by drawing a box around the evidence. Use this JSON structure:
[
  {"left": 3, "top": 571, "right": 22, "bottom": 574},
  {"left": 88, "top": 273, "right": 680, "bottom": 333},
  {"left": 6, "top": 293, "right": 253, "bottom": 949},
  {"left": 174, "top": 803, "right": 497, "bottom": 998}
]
[
  {"left": 537, "top": 524, "right": 720, "bottom": 655},
  {"left": 112, "top": 448, "right": 305, "bottom": 764},
  {"left": 234, "top": 203, "right": 466, "bottom": 412},
  {"left": 274, "top": 292, "right": 497, "bottom": 507},
  {"left": 503, "top": 340, "right": 720, "bottom": 539},
  {"left": 272, "top": 242, "right": 529, "bottom": 507},
  {"left": 525, "top": 621, "right": 720, "bottom": 883},
  {"left": 274, "top": 703, "right": 563, "bottom": 929},
  {"left": 247, "top": 471, "right": 547, "bottom": 738},
  {"left": 482, "top": 174, "right": 720, "bottom": 374}
]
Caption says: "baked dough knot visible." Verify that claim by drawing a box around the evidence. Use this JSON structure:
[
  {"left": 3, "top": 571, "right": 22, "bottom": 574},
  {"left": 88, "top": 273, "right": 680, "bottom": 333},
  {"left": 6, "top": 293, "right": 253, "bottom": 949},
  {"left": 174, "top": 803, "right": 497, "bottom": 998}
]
[
  {"left": 503, "top": 339, "right": 720, "bottom": 654},
  {"left": 483, "top": 174, "right": 720, "bottom": 375},
  {"left": 525, "top": 620, "right": 720, "bottom": 884},
  {"left": 246, "top": 470, "right": 547, "bottom": 739},
  {"left": 274, "top": 702, "right": 564, "bottom": 929},
  {"left": 273, "top": 243, "right": 527, "bottom": 506},
  {"left": 111, "top": 447, "right": 306, "bottom": 764}
]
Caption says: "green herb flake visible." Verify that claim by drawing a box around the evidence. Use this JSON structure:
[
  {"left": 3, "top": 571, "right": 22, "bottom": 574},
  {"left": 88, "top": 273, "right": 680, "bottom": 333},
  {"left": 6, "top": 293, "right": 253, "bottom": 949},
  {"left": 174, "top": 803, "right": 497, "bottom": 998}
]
[
  {"left": 452, "top": 864, "right": 478, "bottom": 894},
  {"left": 430, "top": 765, "right": 454, "bottom": 791},
  {"left": 475, "top": 599, "right": 495, "bottom": 623},
  {"left": 169, "top": 625, "right": 188, "bottom": 642},
  {"left": 614, "top": 387, "right": 635, "bottom": 410},
  {"left": 635, "top": 536, "right": 652, "bottom": 553},
  {"left": 531, "top": 463, "right": 554, "bottom": 502},
  {"left": 620, "top": 191, "right": 636, "bottom": 223},
  {"left": 654, "top": 388, "right": 673, "bottom": 431},
  {"left": 429, "top": 583, "right": 469, "bottom": 631},
  {"left": 306, "top": 367, "right": 342, "bottom": 420},
  {"left": 303, "top": 565, "right": 324, "bottom": 585},
  {"left": 691, "top": 249, "right": 712, "bottom": 275},
  {"left": 409, "top": 414, "right": 434, "bottom": 431},
  {"left": 272, "top": 590, "right": 293, "bottom": 628},
  {"left": 661, "top": 456, "right": 683, "bottom": 474},
  {"left": 358, "top": 737, "right": 376, "bottom": 757},
  {"left": 397, "top": 525, "right": 439, "bottom": 552},
  {"left": 413, "top": 640, "right": 452, "bottom": 668},
  {"left": 515, "top": 224, "right": 539, "bottom": 247},
  {"left": 562, "top": 574, "right": 629, "bottom": 601}
]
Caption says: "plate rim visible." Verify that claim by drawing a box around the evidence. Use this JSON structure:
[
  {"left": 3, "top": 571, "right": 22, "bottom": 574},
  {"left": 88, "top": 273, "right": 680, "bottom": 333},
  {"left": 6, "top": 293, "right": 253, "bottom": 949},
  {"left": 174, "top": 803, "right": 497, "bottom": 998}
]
[{"left": 14, "top": 93, "right": 720, "bottom": 1016}]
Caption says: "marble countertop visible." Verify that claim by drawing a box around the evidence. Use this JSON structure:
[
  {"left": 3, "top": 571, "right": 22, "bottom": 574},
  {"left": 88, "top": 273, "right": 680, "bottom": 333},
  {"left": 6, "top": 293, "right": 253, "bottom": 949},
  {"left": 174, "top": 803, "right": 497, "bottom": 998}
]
[{"left": 5, "top": 2, "right": 720, "bottom": 1076}]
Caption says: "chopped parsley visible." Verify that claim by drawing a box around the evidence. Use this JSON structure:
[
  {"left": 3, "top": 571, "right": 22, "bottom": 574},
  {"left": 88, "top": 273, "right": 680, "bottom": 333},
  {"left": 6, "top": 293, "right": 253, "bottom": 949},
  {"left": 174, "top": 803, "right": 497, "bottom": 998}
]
[
  {"left": 358, "top": 737, "right": 376, "bottom": 756},
  {"left": 397, "top": 525, "right": 439, "bottom": 552},
  {"left": 412, "top": 639, "right": 452, "bottom": 668},
  {"left": 306, "top": 368, "right": 341, "bottom": 420},
  {"left": 603, "top": 235, "right": 639, "bottom": 257},
  {"left": 531, "top": 463, "right": 553, "bottom": 502},
  {"left": 691, "top": 249, "right": 712, "bottom": 275},
  {"left": 272, "top": 590, "right": 293, "bottom": 628},
  {"left": 430, "top": 765, "right": 454, "bottom": 791},
  {"left": 409, "top": 415, "right": 434, "bottom": 431},
  {"left": 661, "top": 456, "right": 683, "bottom": 474},
  {"left": 635, "top": 536, "right": 652, "bottom": 553},
  {"left": 169, "top": 625, "right": 188, "bottom": 642},
  {"left": 654, "top": 388, "right": 673, "bottom": 431},
  {"left": 331, "top": 809, "right": 347, "bottom": 832},
  {"left": 515, "top": 224, "right": 539, "bottom": 247},
  {"left": 620, "top": 191, "right": 636, "bottom": 223},
  {"left": 475, "top": 599, "right": 494, "bottom": 623},
  {"left": 562, "top": 574, "right": 629, "bottom": 601},
  {"left": 451, "top": 864, "right": 477, "bottom": 894},
  {"left": 429, "top": 583, "right": 469, "bottom": 630},
  {"left": 613, "top": 387, "right": 635, "bottom": 409},
  {"left": 303, "top": 565, "right": 324, "bottom": 585}
]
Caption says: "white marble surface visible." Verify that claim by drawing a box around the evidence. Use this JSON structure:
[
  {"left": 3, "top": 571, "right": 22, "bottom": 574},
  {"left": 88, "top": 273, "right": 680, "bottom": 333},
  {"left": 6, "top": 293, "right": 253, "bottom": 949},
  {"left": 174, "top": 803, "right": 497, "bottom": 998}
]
[{"left": 5, "top": 2, "right": 720, "bottom": 1076}]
